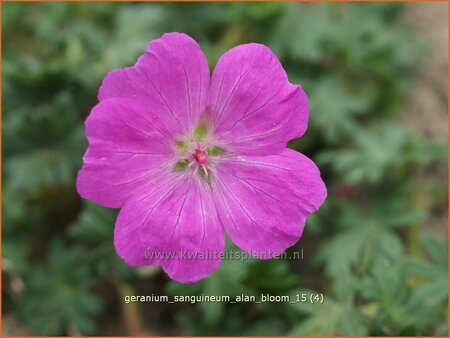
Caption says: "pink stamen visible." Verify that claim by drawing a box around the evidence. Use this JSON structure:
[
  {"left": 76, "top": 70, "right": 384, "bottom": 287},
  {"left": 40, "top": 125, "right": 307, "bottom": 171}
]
[{"left": 193, "top": 149, "right": 208, "bottom": 165}]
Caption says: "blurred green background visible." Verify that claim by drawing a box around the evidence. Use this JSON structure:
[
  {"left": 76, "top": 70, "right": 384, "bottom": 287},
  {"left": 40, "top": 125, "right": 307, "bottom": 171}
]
[{"left": 2, "top": 2, "right": 448, "bottom": 336}]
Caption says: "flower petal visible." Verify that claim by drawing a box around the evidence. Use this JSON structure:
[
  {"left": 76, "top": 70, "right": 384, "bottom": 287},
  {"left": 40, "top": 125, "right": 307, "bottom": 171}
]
[
  {"left": 98, "top": 32, "right": 210, "bottom": 135},
  {"left": 212, "top": 149, "right": 326, "bottom": 257},
  {"left": 76, "top": 98, "right": 173, "bottom": 208},
  {"left": 206, "top": 43, "right": 308, "bottom": 155},
  {"left": 114, "top": 174, "right": 224, "bottom": 283}
]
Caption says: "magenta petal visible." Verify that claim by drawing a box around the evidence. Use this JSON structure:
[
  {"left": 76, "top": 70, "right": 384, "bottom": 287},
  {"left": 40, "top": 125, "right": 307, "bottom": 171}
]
[
  {"left": 76, "top": 98, "right": 173, "bottom": 208},
  {"left": 98, "top": 33, "right": 210, "bottom": 135},
  {"left": 113, "top": 172, "right": 176, "bottom": 266},
  {"left": 205, "top": 43, "right": 308, "bottom": 155},
  {"left": 114, "top": 174, "right": 224, "bottom": 283},
  {"left": 213, "top": 149, "right": 326, "bottom": 257}
]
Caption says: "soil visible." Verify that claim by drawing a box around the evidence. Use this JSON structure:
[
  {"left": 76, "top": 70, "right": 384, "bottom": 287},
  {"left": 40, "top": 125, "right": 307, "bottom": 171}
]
[{"left": 403, "top": 3, "right": 448, "bottom": 238}]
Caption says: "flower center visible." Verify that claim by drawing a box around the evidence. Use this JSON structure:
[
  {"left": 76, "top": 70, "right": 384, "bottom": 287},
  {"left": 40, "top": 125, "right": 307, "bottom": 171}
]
[
  {"left": 173, "top": 141, "right": 225, "bottom": 178},
  {"left": 193, "top": 148, "right": 208, "bottom": 165},
  {"left": 172, "top": 119, "right": 225, "bottom": 181}
]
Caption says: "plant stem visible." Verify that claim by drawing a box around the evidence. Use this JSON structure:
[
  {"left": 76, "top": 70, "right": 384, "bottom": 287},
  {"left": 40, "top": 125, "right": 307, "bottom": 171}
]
[
  {"left": 407, "top": 221, "right": 421, "bottom": 258},
  {"left": 118, "top": 282, "right": 144, "bottom": 336}
]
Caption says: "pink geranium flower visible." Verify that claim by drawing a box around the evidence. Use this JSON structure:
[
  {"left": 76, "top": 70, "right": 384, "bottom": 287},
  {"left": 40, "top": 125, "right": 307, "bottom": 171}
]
[{"left": 77, "top": 33, "right": 326, "bottom": 283}]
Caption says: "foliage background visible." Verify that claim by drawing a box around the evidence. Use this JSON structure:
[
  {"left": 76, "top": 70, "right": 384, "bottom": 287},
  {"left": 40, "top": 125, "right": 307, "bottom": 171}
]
[{"left": 2, "top": 2, "right": 448, "bottom": 336}]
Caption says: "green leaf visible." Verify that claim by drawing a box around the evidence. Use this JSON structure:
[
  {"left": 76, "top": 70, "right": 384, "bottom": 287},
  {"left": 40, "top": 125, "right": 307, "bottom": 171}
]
[
  {"left": 289, "top": 295, "right": 367, "bottom": 336},
  {"left": 3, "top": 92, "right": 86, "bottom": 193},
  {"left": 421, "top": 231, "right": 448, "bottom": 267},
  {"left": 318, "top": 123, "right": 446, "bottom": 184},
  {"left": 69, "top": 201, "right": 117, "bottom": 245},
  {"left": 308, "top": 76, "right": 370, "bottom": 142},
  {"left": 68, "top": 201, "right": 131, "bottom": 278},
  {"left": 15, "top": 241, "right": 103, "bottom": 335}
]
